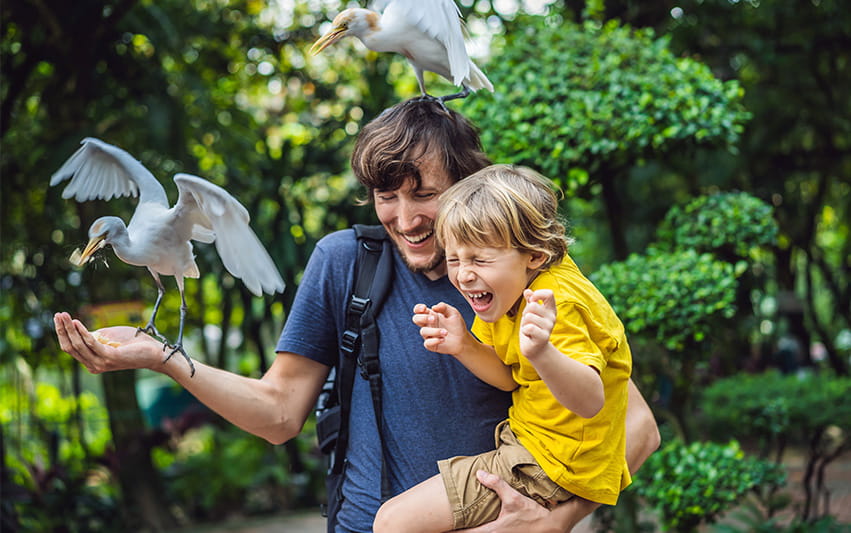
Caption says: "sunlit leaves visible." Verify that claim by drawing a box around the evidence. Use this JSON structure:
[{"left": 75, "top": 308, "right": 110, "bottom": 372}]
[
  {"left": 466, "top": 16, "right": 750, "bottom": 194},
  {"left": 630, "top": 439, "right": 785, "bottom": 531},
  {"left": 656, "top": 191, "right": 779, "bottom": 259},
  {"left": 592, "top": 249, "right": 737, "bottom": 352}
]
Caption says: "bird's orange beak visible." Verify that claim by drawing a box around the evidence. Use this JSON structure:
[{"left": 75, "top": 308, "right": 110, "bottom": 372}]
[
  {"left": 310, "top": 26, "right": 347, "bottom": 55},
  {"left": 71, "top": 235, "right": 107, "bottom": 266}
]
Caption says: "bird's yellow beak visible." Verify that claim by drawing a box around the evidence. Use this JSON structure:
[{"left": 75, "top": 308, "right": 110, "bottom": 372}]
[
  {"left": 70, "top": 235, "right": 107, "bottom": 267},
  {"left": 310, "top": 26, "right": 347, "bottom": 55}
]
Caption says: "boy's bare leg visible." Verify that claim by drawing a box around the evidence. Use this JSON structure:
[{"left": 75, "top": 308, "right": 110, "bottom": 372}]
[{"left": 373, "top": 474, "right": 454, "bottom": 533}]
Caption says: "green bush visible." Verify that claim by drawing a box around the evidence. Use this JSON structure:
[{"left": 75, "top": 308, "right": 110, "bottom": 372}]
[
  {"left": 700, "top": 370, "right": 851, "bottom": 451},
  {"left": 655, "top": 191, "right": 778, "bottom": 259},
  {"left": 591, "top": 249, "right": 737, "bottom": 352},
  {"left": 466, "top": 16, "right": 750, "bottom": 193},
  {"left": 630, "top": 440, "right": 785, "bottom": 532},
  {"left": 156, "top": 424, "right": 322, "bottom": 519},
  {"left": 699, "top": 370, "right": 851, "bottom": 521}
]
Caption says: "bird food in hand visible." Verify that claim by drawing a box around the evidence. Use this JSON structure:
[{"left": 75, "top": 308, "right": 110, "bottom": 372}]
[{"left": 92, "top": 331, "right": 121, "bottom": 347}]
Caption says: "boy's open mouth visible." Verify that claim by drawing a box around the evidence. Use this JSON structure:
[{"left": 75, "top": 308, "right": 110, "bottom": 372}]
[{"left": 468, "top": 291, "right": 493, "bottom": 311}]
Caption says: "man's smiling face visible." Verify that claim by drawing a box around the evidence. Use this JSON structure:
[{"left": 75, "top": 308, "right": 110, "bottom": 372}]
[{"left": 373, "top": 153, "right": 454, "bottom": 280}]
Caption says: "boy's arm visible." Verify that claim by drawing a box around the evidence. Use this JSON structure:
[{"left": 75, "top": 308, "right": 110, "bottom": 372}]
[
  {"left": 414, "top": 302, "right": 516, "bottom": 391},
  {"left": 457, "top": 379, "right": 660, "bottom": 533},
  {"left": 521, "top": 290, "right": 605, "bottom": 418}
]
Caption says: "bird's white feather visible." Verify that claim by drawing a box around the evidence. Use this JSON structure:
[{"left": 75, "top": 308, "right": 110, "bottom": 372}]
[
  {"left": 174, "top": 174, "right": 284, "bottom": 296},
  {"left": 382, "top": 0, "right": 469, "bottom": 86},
  {"left": 50, "top": 138, "right": 168, "bottom": 206}
]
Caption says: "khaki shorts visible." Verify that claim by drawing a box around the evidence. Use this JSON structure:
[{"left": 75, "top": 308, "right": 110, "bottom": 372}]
[{"left": 437, "top": 420, "right": 573, "bottom": 529}]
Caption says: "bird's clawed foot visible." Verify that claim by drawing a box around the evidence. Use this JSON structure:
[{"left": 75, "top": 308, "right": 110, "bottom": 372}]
[
  {"left": 136, "top": 323, "right": 169, "bottom": 345},
  {"left": 412, "top": 93, "right": 451, "bottom": 114},
  {"left": 411, "top": 87, "right": 471, "bottom": 114},
  {"left": 438, "top": 86, "right": 471, "bottom": 103},
  {"left": 163, "top": 343, "right": 196, "bottom": 378}
]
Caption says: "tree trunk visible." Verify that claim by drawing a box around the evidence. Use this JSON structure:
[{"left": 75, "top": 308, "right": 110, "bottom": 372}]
[
  {"left": 102, "top": 371, "right": 176, "bottom": 531},
  {"left": 599, "top": 170, "right": 629, "bottom": 260}
]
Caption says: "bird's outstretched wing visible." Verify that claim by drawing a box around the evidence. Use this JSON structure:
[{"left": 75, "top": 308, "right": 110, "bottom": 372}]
[
  {"left": 384, "top": 0, "right": 470, "bottom": 86},
  {"left": 49, "top": 138, "right": 169, "bottom": 207},
  {"left": 173, "top": 174, "right": 285, "bottom": 297}
]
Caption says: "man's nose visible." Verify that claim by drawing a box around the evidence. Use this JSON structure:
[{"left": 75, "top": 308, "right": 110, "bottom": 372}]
[{"left": 396, "top": 198, "right": 423, "bottom": 230}]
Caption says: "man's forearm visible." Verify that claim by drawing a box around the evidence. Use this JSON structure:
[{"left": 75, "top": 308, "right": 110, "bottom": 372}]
[
  {"left": 625, "top": 378, "right": 661, "bottom": 474},
  {"left": 164, "top": 351, "right": 328, "bottom": 445},
  {"left": 548, "top": 495, "right": 599, "bottom": 532}
]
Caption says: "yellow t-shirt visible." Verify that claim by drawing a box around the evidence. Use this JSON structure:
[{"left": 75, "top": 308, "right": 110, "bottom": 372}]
[{"left": 472, "top": 255, "right": 632, "bottom": 505}]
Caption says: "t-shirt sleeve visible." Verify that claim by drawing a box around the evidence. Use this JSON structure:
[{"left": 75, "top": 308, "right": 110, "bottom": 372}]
[
  {"left": 275, "top": 231, "right": 354, "bottom": 367},
  {"left": 471, "top": 316, "right": 492, "bottom": 346},
  {"left": 550, "top": 302, "right": 620, "bottom": 373}
]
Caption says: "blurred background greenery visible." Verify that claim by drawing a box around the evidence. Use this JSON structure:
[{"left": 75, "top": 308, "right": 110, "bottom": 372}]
[{"left": 1, "top": 0, "right": 848, "bottom": 531}]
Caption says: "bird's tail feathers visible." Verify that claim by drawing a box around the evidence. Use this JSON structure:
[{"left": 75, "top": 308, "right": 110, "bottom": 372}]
[{"left": 465, "top": 62, "right": 493, "bottom": 92}]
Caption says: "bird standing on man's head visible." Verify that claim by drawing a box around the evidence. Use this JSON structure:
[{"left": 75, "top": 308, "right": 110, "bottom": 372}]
[
  {"left": 310, "top": 0, "right": 493, "bottom": 102},
  {"left": 51, "top": 138, "right": 285, "bottom": 377}
]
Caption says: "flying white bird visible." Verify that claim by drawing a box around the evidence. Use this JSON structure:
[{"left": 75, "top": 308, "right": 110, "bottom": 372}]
[
  {"left": 51, "top": 138, "right": 285, "bottom": 376},
  {"left": 310, "top": 0, "right": 493, "bottom": 102}
]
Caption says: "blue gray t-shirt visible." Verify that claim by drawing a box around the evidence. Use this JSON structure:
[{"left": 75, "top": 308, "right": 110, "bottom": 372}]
[{"left": 276, "top": 229, "right": 512, "bottom": 533}]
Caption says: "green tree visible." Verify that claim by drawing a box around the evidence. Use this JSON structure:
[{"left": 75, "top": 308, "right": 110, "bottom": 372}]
[
  {"left": 1, "top": 0, "right": 394, "bottom": 527},
  {"left": 600, "top": 0, "right": 851, "bottom": 375},
  {"left": 465, "top": 15, "right": 750, "bottom": 259},
  {"left": 591, "top": 191, "right": 776, "bottom": 439}
]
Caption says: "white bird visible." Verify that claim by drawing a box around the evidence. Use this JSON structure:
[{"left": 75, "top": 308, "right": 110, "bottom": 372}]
[
  {"left": 50, "top": 137, "right": 285, "bottom": 376},
  {"left": 310, "top": 0, "right": 493, "bottom": 102}
]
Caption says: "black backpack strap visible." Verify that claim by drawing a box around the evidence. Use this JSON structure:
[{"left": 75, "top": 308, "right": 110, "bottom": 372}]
[
  {"left": 351, "top": 225, "right": 394, "bottom": 503},
  {"left": 319, "top": 224, "right": 394, "bottom": 530}
]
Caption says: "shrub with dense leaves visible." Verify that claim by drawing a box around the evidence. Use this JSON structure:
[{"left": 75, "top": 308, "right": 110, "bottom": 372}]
[
  {"left": 630, "top": 439, "right": 786, "bottom": 532},
  {"left": 466, "top": 16, "right": 750, "bottom": 193},
  {"left": 655, "top": 191, "right": 779, "bottom": 259},
  {"left": 591, "top": 250, "right": 737, "bottom": 351},
  {"left": 699, "top": 370, "right": 851, "bottom": 520},
  {"left": 700, "top": 370, "right": 851, "bottom": 446}
]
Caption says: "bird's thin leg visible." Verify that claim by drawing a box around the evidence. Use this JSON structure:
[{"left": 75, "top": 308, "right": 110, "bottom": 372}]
[
  {"left": 438, "top": 85, "right": 472, "bottom": 103},
  {"left": 162, "top": 279, "right": 195, "bottom": 377},
  {"left": 137, "top": 270, "right": 170, "bottom": 346},
  {"left": 415, "top": 67, "right": 429, "bottom": 99}
]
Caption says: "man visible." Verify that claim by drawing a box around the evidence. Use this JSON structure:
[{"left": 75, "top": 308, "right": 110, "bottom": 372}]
[{"left": 54, "top": 99, "right": 660, "bottom": 532}]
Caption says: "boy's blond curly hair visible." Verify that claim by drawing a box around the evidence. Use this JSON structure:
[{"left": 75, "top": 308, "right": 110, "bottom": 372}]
[{"left": 435, "top": 164, "right": 571, "bottom": 270}]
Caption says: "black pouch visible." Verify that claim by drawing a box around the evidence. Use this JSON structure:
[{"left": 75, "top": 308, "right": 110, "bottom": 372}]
[{"left": 316, "top": 403, "right": 341, "bottom": 455}]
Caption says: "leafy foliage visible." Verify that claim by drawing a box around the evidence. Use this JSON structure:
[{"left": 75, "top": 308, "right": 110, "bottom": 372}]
[
  {"left": 630, "top": 439, "right": 786, "bottom": 532},
  {"left": 2, "top": 380, "right": 118, "bottom": 531},
  {"left": 664, "top": 0, "right": 851, "bottom": 375},
  {"left": 591, "top": 250, "right": 737, "bottom": 352},
  {"left": 1, "top": 0, "right": 387, "bottom": 528},
  {"left": 699, "top": 370, "right": 851, "bottom": 521},
  {"left": 656, "top": 191, "right": 779, "bottom": 259},
  {"left": 466, "top": 16, "right": 750, "bottom": 194},
  {"left": 700, "top": 370, "right": 851, "bottom": 447},
  {"left": 154, "top": 424, "right": 321, "bottom": 519}
]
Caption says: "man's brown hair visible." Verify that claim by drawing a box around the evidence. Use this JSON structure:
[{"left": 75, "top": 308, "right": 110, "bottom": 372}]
[{"left": 351, "top": 99, "right": 491, "bottom": 196}]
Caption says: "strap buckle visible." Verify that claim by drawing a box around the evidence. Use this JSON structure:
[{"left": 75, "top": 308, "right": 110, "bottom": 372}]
[
  {"left": 340, "top": 330, "right": 359, "bottom": 354},
  {"left": 349, "top": 295, "right": 370, "bottom": 314}
]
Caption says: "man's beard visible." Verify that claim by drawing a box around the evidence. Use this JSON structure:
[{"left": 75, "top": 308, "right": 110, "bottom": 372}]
[{"left": 395, "top": 241, "right": 445, "bottom": 275}]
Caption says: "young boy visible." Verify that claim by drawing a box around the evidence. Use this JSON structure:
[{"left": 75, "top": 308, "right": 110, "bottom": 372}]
[{"left": 373, "top": 164, "right": 633, "bottom": 532}]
